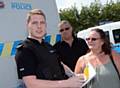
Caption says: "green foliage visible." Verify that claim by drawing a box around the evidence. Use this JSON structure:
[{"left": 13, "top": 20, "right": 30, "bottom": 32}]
[
  {"left": 59, "top": 6, "right": 80, "bottom": 33},
  {"left": 59, "top": 0, "right": 120, "bottom": 33}
]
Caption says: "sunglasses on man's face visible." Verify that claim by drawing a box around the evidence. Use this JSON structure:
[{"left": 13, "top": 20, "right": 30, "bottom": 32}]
[
  {"left": 86, "top": 38, "right": 100, "bottom": 41},
  {"left": 59, "top": 27, "right": 70, "bottom": 32}
]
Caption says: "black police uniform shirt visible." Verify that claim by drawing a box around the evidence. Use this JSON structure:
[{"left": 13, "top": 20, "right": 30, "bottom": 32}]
[
  {"left": 54, "top": 37, "right": 89, "bottom": 71},
  {"left": 15, "top": 38, "right": 67, "bottom": 80}
]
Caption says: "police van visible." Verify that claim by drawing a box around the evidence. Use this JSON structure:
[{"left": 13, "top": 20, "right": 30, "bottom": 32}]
[
  {"left": 77, "top": 21, "right": 120, "bottom": 54},
  {"left": 0, "top": 0, "right": 60, "bottom": 88}
]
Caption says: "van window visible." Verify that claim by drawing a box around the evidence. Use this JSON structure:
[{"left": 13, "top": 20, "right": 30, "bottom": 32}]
[
  {"left": 104, "top": 31, "right": 110, "bottom": 41},
  {"left": 112, "top": 29, "right": 120, "bottom": 43}
]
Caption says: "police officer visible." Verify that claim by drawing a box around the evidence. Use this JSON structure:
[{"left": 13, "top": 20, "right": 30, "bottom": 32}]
[{"left": 15, "top": 9, "right": 84, "bottom": 88}]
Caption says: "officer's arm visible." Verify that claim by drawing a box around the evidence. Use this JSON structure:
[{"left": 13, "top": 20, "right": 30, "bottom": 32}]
[
  {"left": 23, "top": 75, "right": 84, "bottom": 88},
  {"left": 61, "top": 62, "right": 75, "bottom": 77}
]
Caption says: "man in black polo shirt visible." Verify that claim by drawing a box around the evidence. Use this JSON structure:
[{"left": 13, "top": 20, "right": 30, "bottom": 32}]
[
  {"left": 54, "top": 20, "right": 89, "bottom": 71},
  {"left": 15, "top": 9, "right": 84, "bottom": 88}
]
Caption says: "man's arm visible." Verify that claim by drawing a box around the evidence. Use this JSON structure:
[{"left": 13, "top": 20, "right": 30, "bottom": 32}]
[
  {"left": 61, "top": 62, "right": 75, "bottom": 77},
  {"left": 23, "top": 75, "right": 84, "bottom": 88}
]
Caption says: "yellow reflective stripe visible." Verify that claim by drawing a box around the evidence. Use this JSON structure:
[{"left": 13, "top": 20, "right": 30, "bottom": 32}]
[
  {"left": 50, "top": 34, "right": 56, "bottom": 45},
  {"left": 1, "top": 42, "right": 13, "bottom": 57},
  {"left": 0, "top": 34, "right": 60, "bottom": 57}
]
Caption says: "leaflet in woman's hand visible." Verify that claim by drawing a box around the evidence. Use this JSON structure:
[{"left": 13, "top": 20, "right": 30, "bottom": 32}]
[{"left": 82, "top": 62, "right": 96, "bottom": 87}]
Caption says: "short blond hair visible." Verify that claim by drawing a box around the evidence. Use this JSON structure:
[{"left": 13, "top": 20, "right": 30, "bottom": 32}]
[
  {"left": 27, "top": 9, "right": 46, "bottom": 23},
  {"left": 58, "top": 20, "right": 71, "bottom": 28}
]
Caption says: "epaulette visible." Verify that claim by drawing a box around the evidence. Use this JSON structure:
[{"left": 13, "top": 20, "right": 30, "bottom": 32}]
[{"left": 16, "top": 43, "right": 24, "bottom": 49}]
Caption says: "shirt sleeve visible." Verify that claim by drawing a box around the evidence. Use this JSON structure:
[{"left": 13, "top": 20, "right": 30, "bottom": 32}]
[
  {"left": 15, "top": 47, "right": 37, "bottom": 79},
  {"left": 82, "top": 39, "right": 89, "bottom": 50},
  {"left": 79, "top": 38, "right": 89, "bottom": 54}
]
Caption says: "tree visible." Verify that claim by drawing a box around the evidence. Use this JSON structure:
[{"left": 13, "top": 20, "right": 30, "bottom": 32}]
[
  {"left": 59, "top": 0, "right": 120, "bottom": 33},
  {"left": 79, "top": 1, "right": 101, "bottom": 31},
  {"left": 59, "top": 6, "right": 80, "bottom": 33},
  {"left": 100, "top": 1, "right": 120, "bottom": 22}
]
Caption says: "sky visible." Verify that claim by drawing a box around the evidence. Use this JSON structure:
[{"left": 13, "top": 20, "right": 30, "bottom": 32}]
[{"left": 55, "top": 0, "right": 118, "bottom": 11}]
